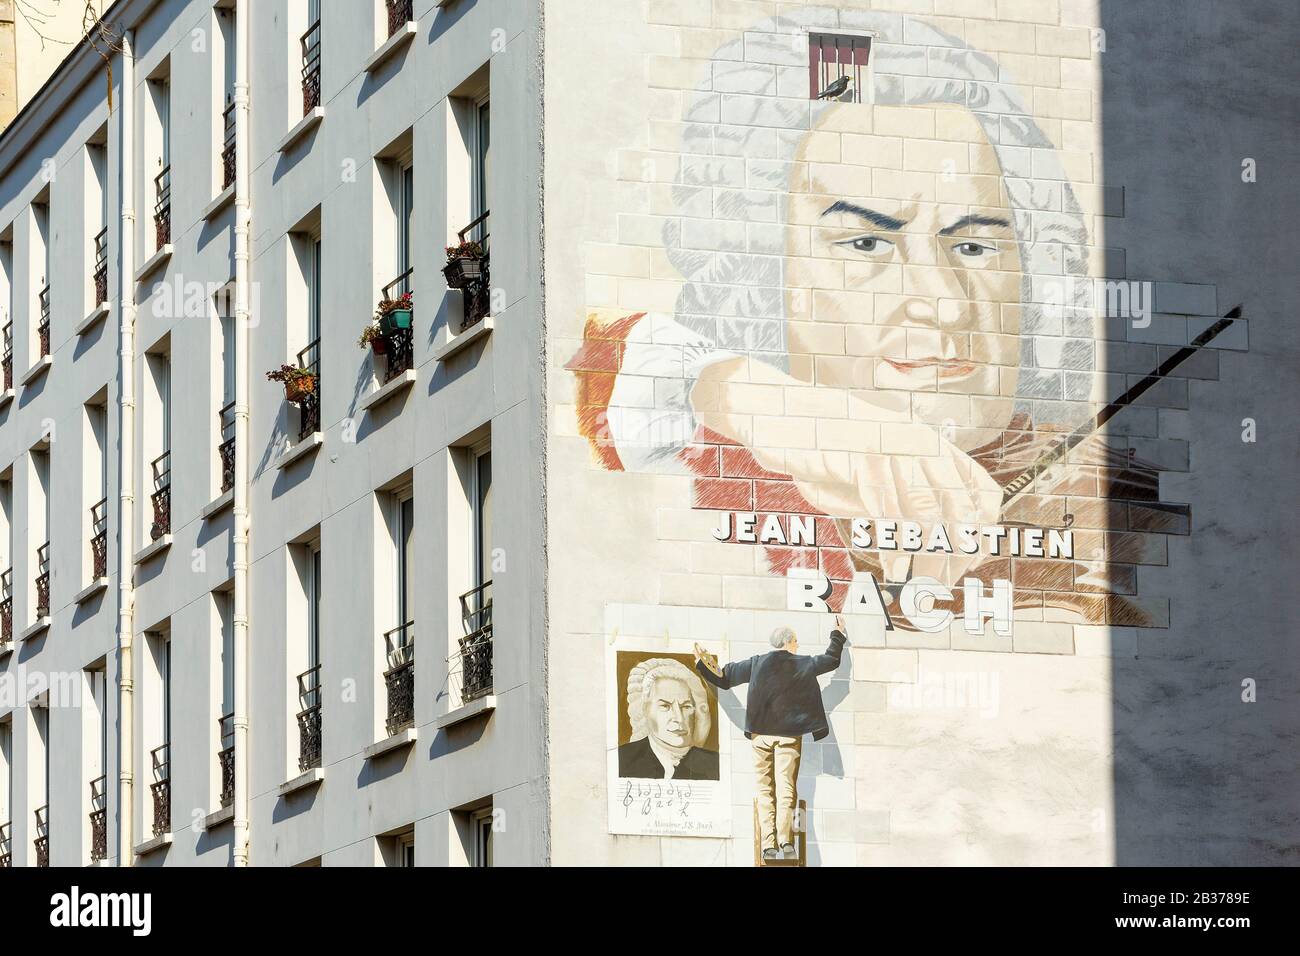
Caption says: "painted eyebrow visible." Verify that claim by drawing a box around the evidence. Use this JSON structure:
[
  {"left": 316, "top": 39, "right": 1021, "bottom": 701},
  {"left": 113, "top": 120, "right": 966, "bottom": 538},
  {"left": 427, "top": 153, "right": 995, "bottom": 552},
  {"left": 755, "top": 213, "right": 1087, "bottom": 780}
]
[
  {"left": 821, "top": 200, "right": 908, "bottom": 231},
  {"left": 938, "top": 214, "right": 1013, "bottom": 236}
]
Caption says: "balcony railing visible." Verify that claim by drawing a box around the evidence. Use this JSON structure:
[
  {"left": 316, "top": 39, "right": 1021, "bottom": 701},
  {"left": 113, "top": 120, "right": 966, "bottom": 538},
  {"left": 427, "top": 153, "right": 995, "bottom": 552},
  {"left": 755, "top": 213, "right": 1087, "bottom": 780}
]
[
  {"left": 150, "top": 744, "right": 171, "bottom": 837},
  {"left": 221, "top": 102, "right": 237, "bottom": 191},
  {"left": 93, "top": 227, "right": 109, "bottom": 305},
  {"left": 379, "top": 269, "right": 414, "bottom": 383},
  {"left": 2, "top": 320, "right": 11, "bottom": 390},
  {"left": 150, "top": 452, "right": 171, "bottom": 541},
  {"left": 387, "top": 0, "right": 413, "bottom": 38},
  {"left": 0, "top": 820, "right": 10, "bottom": 867},
  {"left": 89, "top": 774, "right": 108, "bottom": 863},
  {"left": 297, "top": 338, "right": 321, "bottom": 440},
  {"left": 296, "top": 664, "right": 322, "bottom": 772},
  {"left": 301, "top": 20, "right": 322, "bottom": 115},
  {"left": 37, "top": 283, "right": 51, "bottom": 358},
  {"left": 457, "top": 580, "right": 494, "bottom": 702},
  {"left": 35, "top": 542, "right": 50, "bottom": 619},
  {"left": 33, "top": 805, "right": 49, "bottom": 867},
  {"left": 219, "top": 401, "right": 236, "bottom": 494},
  {"left": 91, "top": 497, "right": 109, "bottom": 579},
  {"left": 218, "top": 713, "right": 235, "bottom": 809},
  {"left": 383, "top": 621, "right": 415, "bottom": 737},
  {"left": 154, "top": 165, "right": 172, "bottom": 248},
  {"left": 0, "top": 568, "right": 11, "bottom": 650},
  {"left": 453, "top": 211, "right": 491, "bottom": 333}
]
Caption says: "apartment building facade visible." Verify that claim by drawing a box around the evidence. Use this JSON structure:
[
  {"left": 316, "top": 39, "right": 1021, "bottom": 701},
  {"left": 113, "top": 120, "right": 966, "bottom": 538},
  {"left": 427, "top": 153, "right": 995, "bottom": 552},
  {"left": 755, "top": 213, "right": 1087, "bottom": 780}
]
[
  {"left": 0, "top": 0, "right": 544, "bottom": 867},
  {"left": 1, "top": 0, "right": 1296, "bottom": 870}
]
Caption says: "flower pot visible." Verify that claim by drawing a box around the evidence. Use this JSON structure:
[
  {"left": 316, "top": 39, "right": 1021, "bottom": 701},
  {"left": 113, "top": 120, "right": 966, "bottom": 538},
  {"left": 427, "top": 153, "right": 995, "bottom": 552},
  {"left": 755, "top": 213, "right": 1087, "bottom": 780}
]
[
  {"left": 443, "top": 256, "right": 483, "bottom": 290},
  {"left": 284, "top": 375, "right": 316, "bottom": 404},
  {"left": 379, "top": 308, "right": 413, "bottom": 336},
  {"left": 369, "top": 336, "right": 387, "bottom": 356}
]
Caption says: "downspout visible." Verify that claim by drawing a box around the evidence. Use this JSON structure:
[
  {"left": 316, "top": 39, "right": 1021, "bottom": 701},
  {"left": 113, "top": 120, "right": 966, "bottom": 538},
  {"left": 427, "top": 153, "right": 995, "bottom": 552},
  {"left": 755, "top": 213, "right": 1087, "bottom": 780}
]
[
  {"left": 231, "top": 0, "right": 251, "bottom": 867},
  {"left": 115, "top": 28, "right": 137, "bottom": 867}
]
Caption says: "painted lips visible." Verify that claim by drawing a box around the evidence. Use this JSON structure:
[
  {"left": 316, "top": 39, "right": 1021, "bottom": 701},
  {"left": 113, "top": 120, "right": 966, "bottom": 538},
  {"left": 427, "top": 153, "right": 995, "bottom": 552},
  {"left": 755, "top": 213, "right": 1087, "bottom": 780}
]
[{"left": 883, "top": 358, "right": 977, "bottom": 377}]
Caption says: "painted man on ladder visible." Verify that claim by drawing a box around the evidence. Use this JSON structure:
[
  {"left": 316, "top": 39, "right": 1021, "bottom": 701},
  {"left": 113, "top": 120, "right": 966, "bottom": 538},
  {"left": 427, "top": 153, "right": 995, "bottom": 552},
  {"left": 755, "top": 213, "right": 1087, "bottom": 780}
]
[{"left": 695, "top": 617, "right": 848, "bottom": 862}]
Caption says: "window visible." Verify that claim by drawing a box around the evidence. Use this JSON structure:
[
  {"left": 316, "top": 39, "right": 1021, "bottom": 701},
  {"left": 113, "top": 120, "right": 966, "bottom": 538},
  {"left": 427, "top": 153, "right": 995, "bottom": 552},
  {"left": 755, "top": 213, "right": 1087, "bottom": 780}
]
[
  {"left": 455, "top": 438, "right": 493, "bottom": 704},
  {"left": 382, "top": 491, "right": 414, "bottom": 737},
  {"left": 147, "top": 629, "right": 172, "bottom": 838},
  {"left": 472, "top": 98, "right": 490, "bottom": 231},
  {"left": 301, "top": 0, "right": 322, "bottom": 115},
  {"left": 31, "top": 448, "right": 50, "bottom": 621},
  {"left": 216, "top": 5, "right": 237, "bottom": 192},
  {"left": 294, "top": 543, "right": 322, "bottom": 773},
  {"left": 808, "top": 32, "right": 871, "bottom": 103},
  {"left": 85, "top": 666, "right": 108, "bottom": 863},
  {"left": 148, "top": 73, "right": 172, "bottom": 250},
  {"left": 88, "top": 139, "right": 109, "bottom": 309},
  {"left": 1, "top": 234, "right": 13, "bottom": 390},
  {"left": 146, "top": 346, "right": 172, "bottom": 541},
  {"left": 215, "top": 589, "right": 235, "bottom": 808},
  {"left": 378, "top": 827, "right": 415, "bottom": 867},
  {"left": 217, "top": 303, "right": 235, "bottom": 495},
  {"left": 32, "top": 201, "right": 50, "bottom": 360},
  {"left": 471, "top": 807, "right": 493, "bottom": 867},
  {"left": 398, "top": 163, "right": 414, "bottom": 280},
  {"left": 32, "top": 703, "right": 49, "bottom": 866},
  {"left": 288, "top": 222, "right": 323, "bottom": 440},
  {"left": 85, "top": 399, "right": 109, "bottom": 583},
  {"left": 0, "top": 717, "right": 11, "bottom": 864},
  {"left": 0, "top": 473, "right": 12, "bottom": 648}
]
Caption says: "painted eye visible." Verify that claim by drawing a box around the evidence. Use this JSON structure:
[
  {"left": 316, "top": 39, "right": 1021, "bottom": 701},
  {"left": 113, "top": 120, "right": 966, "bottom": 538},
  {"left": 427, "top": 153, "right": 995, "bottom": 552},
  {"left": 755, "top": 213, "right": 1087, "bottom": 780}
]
[
  {"left": 952, "top": 240, "right": 998, "bottom": 259},
  {"left": 837, "top": 236, "right": 894, "bottom": 257}
]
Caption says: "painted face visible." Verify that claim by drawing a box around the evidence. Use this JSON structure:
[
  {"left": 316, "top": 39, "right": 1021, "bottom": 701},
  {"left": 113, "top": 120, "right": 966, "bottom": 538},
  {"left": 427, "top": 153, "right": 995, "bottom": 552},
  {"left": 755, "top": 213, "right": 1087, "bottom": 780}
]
[
  {"left": 646, "top": 677, "right": 696, "bottom": 748},
  {"left": 784, "top": 102, "right": 1023, "bottom": 444}
]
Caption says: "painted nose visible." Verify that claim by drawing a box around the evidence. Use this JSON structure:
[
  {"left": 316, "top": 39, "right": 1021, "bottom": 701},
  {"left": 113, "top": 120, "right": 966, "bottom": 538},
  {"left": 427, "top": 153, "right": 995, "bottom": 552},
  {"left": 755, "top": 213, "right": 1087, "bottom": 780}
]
[{"left": 904, "top": 299, "right": 936, "bottom": 323}]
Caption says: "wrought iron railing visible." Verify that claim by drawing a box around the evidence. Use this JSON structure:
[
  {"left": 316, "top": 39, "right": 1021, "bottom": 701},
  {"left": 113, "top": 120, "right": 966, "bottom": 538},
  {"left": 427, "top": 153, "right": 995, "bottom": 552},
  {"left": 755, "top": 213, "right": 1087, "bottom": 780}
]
[
  {"left": 301, "top": 20, "right": 322, "bottom": 115},
  {"left": 35, "top": 542, "right": 50, "bottom": 619},
  {"left": 37, "top": 283, "right": 51, "bottom": 357},
  {"left": 221, "top": 101, "right": 237, "bottom": 191},
  {"left": 457, "top": 580, "right": 493, "bottom": 702},
  {"left": 150, "top": 452, "right": 171, "bottom": 541},
  {"left": 89, "top": 774, "right": 108, "bottom": 862},
  {"left": 218, "top": 713, "right": 235, "bottom": 809},
  {"left": 297, "top": 664, "right": 322, "bottom": 772},
  {"left": 150, "top": 744, "right": 170, "bottom": 837},
  {"left": 297, "top": 338, "right": 321, "bottom": 440},
  {"left": 2, "top": 320, "right": 11, "bottom": 390},
  {"left": 154, "top": 165, "right": 171, "bottom": 248},
  {"left": 383, "top": 621, "right": 415, "bottom": 736},
  {"left": 387, "top": 0, "right": 413, "bottom": 38},
  {"left": 454, "top": 211, "right": 491, "bottom": 332},
  {"left": 91, "top": 497, "right": 109, "bottom": 579},
  {"left": 0, "top": 820, "right": 10, "bottom": 867},
  {"left": 379, "top": 269, "right": 414, "bottom": 383},
  {"left": 93, "top": 227, "right": 109, "bottom": 305},
  {"left": 33, "top": 805, "right": 48, "bottom": 866},
  {"left": 0, "top": 568, "right": 11, "bottom": 648},
  {"left": 219, "top": 401, "right": 236, "bottom": 494}
]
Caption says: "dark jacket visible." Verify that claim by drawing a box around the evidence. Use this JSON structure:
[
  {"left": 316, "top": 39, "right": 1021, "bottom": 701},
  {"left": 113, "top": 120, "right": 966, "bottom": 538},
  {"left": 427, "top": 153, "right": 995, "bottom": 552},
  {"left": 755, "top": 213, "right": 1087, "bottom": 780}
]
[
  {"left": 696, "top": 630, "right": 846, "bottom": 740},
  {"left": 617, "top": 737, "right": 720, "bottom": 781}
]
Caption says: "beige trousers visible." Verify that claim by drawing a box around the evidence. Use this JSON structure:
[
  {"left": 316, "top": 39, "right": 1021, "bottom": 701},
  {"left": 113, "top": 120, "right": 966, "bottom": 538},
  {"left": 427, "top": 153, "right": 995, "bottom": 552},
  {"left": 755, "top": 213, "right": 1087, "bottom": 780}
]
[{"left": 752, "top": 734, "right": 802, "bottom": 849}]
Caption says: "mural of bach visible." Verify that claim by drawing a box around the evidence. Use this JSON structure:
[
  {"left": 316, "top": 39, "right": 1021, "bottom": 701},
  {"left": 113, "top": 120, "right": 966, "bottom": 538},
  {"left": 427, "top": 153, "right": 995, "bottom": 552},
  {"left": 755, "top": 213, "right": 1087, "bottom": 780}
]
[
  {"left": 617, "top": 657, "right": 719, "bottom": 781},
  {"left": 568, "top": 11, "right": 1179, "bottom": 629},
  {"left": 694, "top": 618, "right": 848, "bottom": 861}
]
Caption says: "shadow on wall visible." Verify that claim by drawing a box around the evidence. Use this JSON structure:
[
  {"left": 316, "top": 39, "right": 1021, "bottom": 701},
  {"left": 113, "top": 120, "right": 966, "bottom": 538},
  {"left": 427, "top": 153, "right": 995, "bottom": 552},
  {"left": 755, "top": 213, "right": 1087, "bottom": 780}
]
[{"left": 1099, "top": 0, "right": 1300, "bottom": 864}]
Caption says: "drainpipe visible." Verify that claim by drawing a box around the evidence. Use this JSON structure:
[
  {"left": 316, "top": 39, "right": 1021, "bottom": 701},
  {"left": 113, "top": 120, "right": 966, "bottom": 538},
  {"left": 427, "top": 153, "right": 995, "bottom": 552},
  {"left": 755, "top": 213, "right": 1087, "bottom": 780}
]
[
  {"left": 231, "top": 0, "right": 251, "bottom": 867},
  {"left": 115, "top": 28, "right": 137, "bottom": 868}
]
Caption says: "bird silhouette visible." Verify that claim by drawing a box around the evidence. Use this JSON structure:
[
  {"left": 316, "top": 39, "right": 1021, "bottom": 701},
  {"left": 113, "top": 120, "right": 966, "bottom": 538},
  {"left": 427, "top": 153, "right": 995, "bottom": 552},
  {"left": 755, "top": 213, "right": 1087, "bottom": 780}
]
[{"left": 817, "top": 75, "right": 851, "bottom": 100}]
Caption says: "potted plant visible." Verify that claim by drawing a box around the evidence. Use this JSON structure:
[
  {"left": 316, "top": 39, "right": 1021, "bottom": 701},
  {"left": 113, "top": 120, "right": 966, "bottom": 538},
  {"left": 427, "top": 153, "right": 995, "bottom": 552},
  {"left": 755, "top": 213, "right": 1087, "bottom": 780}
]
[
  {"left": 443, "top": 240, "right": 485, "bottom": 290},
  {"left": 358, "top": 322, "right": 386, "bottom": 355},
  {"left": 376, "top": 291, "right": 413, "bottom": 336},
  {"left": 266, "top": 364, "right": 317, "bottom": 403}
]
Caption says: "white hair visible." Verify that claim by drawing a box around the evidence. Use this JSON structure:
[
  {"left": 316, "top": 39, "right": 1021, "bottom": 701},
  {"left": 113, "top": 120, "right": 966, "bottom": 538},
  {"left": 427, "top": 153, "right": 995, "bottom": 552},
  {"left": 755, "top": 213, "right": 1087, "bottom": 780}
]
[
  {"left": 663, "top": 8, "right": 1096, "bottom": 428},
  {"left": 625, "top": 657, "right": 712, "bottom": 746},
  {"left": 770, "top": 626, "right": 796, "bottom": 649}
]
